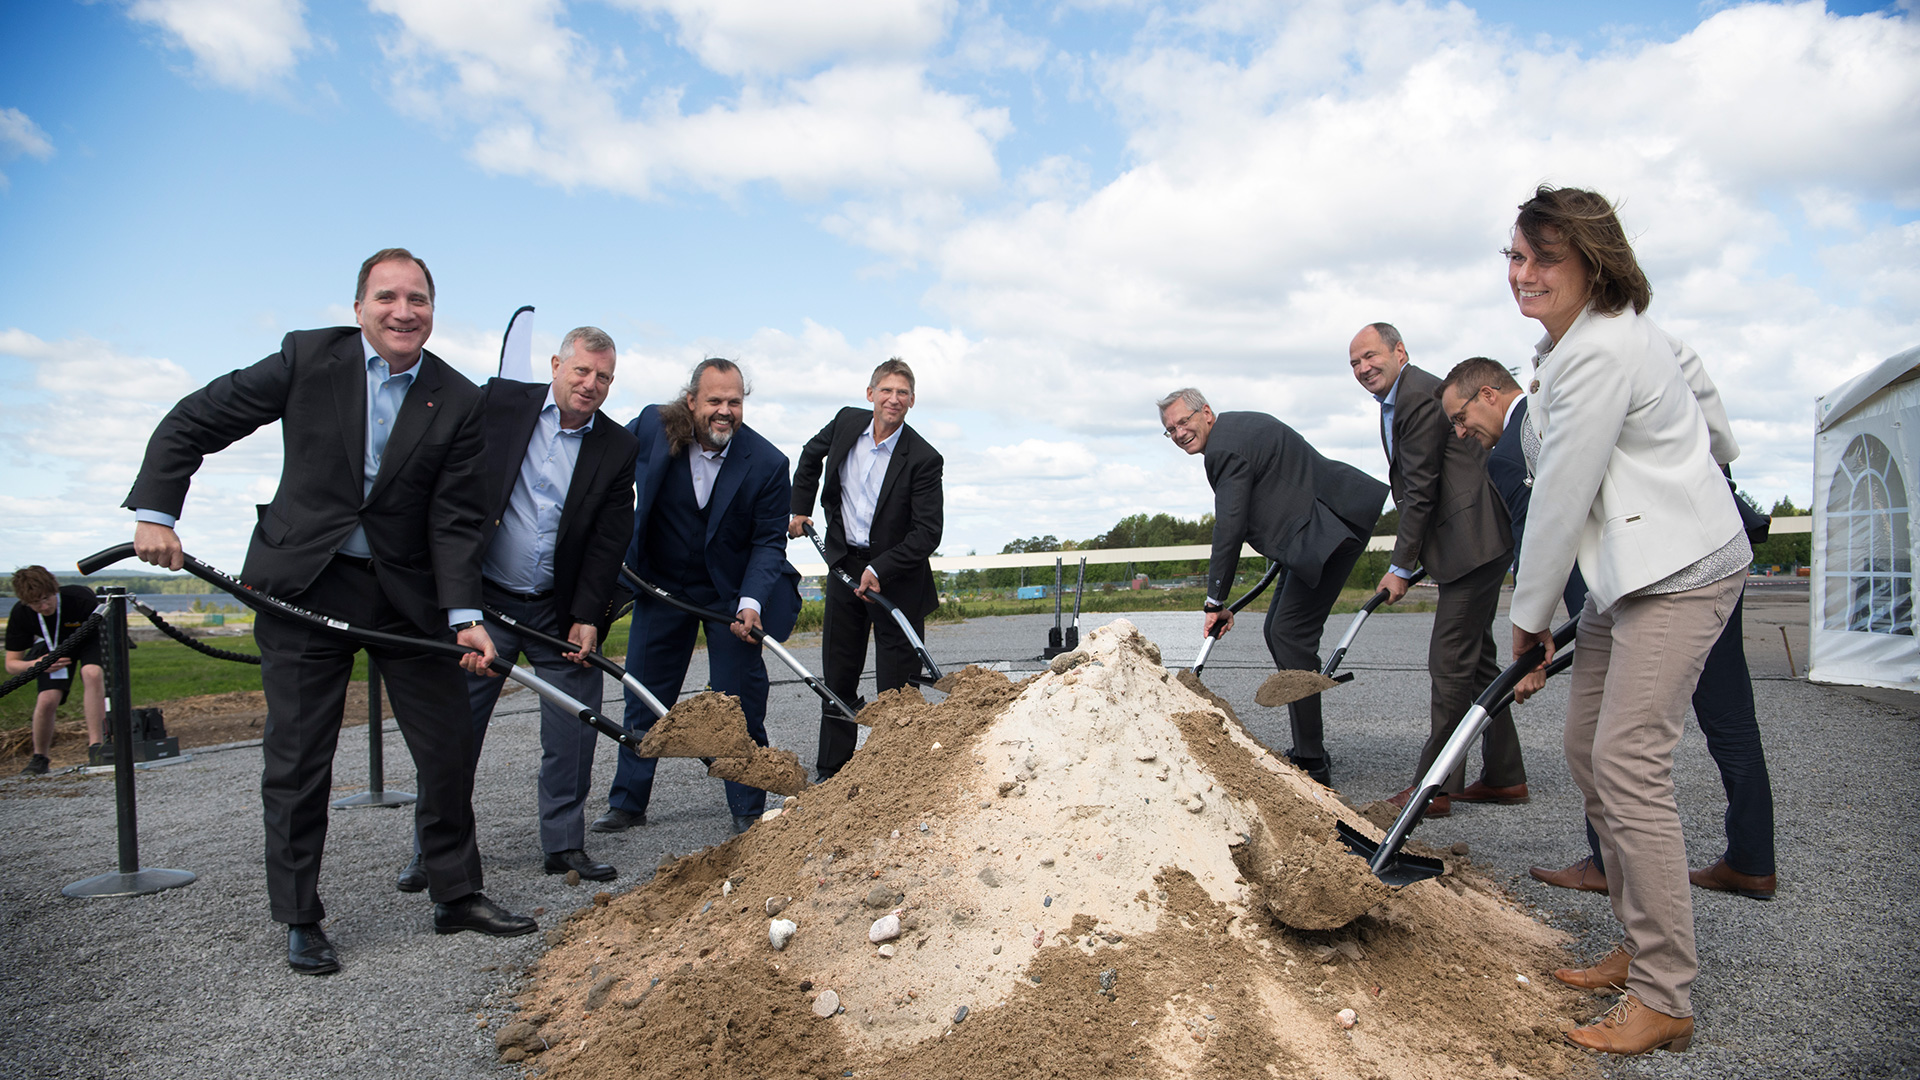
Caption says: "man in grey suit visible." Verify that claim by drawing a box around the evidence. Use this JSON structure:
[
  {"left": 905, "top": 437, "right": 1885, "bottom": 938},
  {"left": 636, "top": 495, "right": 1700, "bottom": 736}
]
[
  {"left": 394, "top": 326, "right": 640, "bottom": 891},
  {"left": 1349, "top": 323, "right": 1518, "bottom": 817},
  {"left": 1160, "top": 388, "right": 1387, "bottom": 786},
  {"left": 127, "top": 249, "right": 536, "bottom": 976}
]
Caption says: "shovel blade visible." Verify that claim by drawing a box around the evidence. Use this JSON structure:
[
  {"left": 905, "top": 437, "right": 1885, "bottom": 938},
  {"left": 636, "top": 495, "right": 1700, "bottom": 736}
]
[
  {"left": 1336, "top": 820, "right": 1445, "bottom": 888},
  {"left": 1254, "top": 669, "right": 1341, "bottom": 708}
]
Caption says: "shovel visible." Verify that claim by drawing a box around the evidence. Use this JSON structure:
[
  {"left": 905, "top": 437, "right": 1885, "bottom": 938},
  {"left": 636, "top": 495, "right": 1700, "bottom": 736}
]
[
  {"left": 480, "top": 604, "right": 774, "bottom": 766},
  {"left": 1337, "top": 615, "right": 1580, "bottom": 886},
  {"left": 1190, "top": 561, "right": 1282, "bottom": 676},
  {"left": 1245, "top": 567, "right": 1432, "bottom": 709},
  {"left": 620, "top": 566, "right": 861, "bottom": 724},
  {"left": 798, "top": 523, "right": 943, "bottom": 686}
]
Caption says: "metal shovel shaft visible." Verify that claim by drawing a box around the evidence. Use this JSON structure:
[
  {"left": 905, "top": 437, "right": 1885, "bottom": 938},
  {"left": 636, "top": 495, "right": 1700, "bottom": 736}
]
[
  {"left": 1321, "top": 568, "right": 1428, "bottom": 678},
  {"left": 800, "top": 524, "right": 943, "bottom": 682},
  {"left": 482, "top": 605, "right": 671, "bottom": 719}
]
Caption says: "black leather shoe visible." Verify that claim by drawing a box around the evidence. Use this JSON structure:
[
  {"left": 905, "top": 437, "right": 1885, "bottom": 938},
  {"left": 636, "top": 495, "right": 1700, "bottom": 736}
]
[
  {"left": 732, "top": 813, "right": 759, "bottom": 835},
  {"left": 544, "top": 849, "right": 616, "bottom": 881},
  {"left": 287, "top": 922, "right": 339, "bottom": 975},
  {"left": 589, "top": 808, "right": 645, "bottom": 833},
  {"left": 395, "top": 853, "right": 427, "bottom": 893},
  {"left": 1285, "top": 748, "right": 1332, "bottom": 787},
  {"left": 433, "top": 893, "right": 538, "bottom": 937}
]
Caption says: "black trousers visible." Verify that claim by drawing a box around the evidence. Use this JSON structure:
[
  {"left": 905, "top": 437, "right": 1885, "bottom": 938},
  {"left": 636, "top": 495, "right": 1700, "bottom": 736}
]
[
  {"left": 816, "top": 552, "right": 923, "bottom": 777},
  {"left": 1414, "top": 553, "right": 1524, "bottom": 792},
  {"left": 1261, "top": 535, "right": 1367, "bottom": 759},
  {"left": 253, "top": 557, "right": 483, "bottom": 923}
]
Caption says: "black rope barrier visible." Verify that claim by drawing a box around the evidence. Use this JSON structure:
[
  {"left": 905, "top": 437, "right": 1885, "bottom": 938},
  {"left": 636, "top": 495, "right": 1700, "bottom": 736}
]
[
  {"left": 0, "top": 608, "right": 106, "bottom": 701},
  {"left": 126, "top": 598, "right": 261, "bottom": 665}
]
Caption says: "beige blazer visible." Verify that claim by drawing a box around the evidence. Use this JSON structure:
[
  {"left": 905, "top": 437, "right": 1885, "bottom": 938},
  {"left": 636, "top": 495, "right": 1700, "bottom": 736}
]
[{"left": 1509, "top": 306, "right": 1743, "bottom": 632}]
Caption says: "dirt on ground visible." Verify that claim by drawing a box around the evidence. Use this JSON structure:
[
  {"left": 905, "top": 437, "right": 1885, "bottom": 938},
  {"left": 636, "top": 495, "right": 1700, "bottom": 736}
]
[
  {"left": 1253, "top": 670, "right": 1340, "bottom": 708},
  {"left": 504, "top": 621, "right": 1599, "bottom": 1080},
  {"left": 709, "top": 747, "right": 809, "bottom": 797},
  {"left": 0, "top": 679, "right": 422, "bottom": 774}
]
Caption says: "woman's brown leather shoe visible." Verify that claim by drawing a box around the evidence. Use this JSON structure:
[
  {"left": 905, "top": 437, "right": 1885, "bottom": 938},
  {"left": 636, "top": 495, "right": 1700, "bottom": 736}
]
[
  {"left": 1566, "top": 994, "right": 1693, "bottom": 1054},
  {"left": 1553, "top": 944, "right": 1629, "bottom": 991}
]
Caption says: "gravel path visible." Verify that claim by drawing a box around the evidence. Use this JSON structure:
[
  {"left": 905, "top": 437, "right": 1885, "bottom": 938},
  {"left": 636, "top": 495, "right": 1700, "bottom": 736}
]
[{"left": 2, "top": 581, "right": 1913, "bottom": 1079}]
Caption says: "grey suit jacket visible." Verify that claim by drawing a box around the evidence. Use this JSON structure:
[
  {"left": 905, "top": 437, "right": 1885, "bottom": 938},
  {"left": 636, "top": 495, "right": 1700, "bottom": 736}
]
[
  {"left": 125, "top": 327, "right": 488, "bottom": 636},
  {"left": 478, "top": 378, "right": 639, "bottom": 633},
  {"left": 1382, "top": 364, "right": 1512, "bottom": 584},
  {"left": 1202, "top": 411, "right": 1388, "bottom": 597}
]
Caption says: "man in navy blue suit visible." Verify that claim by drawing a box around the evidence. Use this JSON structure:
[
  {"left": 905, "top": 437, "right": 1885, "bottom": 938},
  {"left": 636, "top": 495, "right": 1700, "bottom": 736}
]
[
  {"left": 1440, "top": 357, "right": 1776, "bottom": 901},
  {"left": 592, "top": 358, "right": 801, "bottom": 836}
]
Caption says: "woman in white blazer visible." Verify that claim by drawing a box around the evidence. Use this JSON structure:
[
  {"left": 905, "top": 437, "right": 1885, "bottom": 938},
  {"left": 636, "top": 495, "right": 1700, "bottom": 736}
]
[{"left": 1505, "top": 186, "right": 1749, "bottom": 1057}]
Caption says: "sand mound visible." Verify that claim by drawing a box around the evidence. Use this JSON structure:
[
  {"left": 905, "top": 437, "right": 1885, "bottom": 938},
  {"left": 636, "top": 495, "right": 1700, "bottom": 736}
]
[
  {"left": 508, "top": 624, "right": 1597, "bottom": 1079},
  {"left": 636, "top": 691, "right": 756, "bottom": 758},
  {"left": 709, "top": 747, "right": 809, "bottom": 796}
]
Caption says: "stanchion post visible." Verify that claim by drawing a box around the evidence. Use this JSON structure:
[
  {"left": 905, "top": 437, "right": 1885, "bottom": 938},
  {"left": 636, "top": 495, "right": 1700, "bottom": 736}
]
[
  {"left": 63, "top": 588, "right": 196, "bottom": 899},
  {"left": 332, "top": 659, "right": 415, "bottom": 809}
]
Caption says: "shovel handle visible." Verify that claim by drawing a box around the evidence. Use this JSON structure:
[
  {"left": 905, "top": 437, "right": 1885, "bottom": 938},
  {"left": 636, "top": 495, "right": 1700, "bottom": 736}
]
[{"left": 800, "top": 523, "right": 944, "bottom": 683}]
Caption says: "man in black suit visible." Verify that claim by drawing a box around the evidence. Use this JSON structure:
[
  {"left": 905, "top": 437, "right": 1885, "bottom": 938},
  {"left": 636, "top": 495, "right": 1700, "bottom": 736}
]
[
  {"left": 1440, "top": 357, "right": 1777, "bottom": 901},
  {"left": 788, "top": 358, "right": 944, "bottom": 779},
  {"left": 1160, "top": 388, "right": 1387, "bottom": 786},
  {"left": 1350, "top": 323, "right": 1517, "bottom": 817},
  {"left": 127, "top": 249, "right": 535, "bottom": 976},
  {"left": 592, "top": 359, "right": 802, "bottom": 837},
  {"left": 393, "top": 326, "right": 639, "bottom": 891}
]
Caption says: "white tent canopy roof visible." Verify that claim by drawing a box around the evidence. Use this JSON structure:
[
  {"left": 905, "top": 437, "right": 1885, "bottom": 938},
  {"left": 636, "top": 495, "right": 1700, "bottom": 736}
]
[{"left": 1817, "top": 345, "right": 1920, "bottom": 434}]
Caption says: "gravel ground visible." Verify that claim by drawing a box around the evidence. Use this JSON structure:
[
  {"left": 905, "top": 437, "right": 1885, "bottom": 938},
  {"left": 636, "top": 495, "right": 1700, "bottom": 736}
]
[{"left": 2, "top": 580, "right": 1913, "bottom": 1079}]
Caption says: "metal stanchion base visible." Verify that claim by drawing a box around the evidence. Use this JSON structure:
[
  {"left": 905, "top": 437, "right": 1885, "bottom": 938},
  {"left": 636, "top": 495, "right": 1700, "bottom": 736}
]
[
  {"left": 331, "top": 789, "right": 416, "bottom": 808},
  {"left": 62, "top": 867, "right": 197, "bottom": 898}
]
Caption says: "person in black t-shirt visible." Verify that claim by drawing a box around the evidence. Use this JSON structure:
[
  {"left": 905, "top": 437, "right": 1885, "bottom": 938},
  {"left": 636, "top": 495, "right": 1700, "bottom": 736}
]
[{"left": 5, "top": 566, "right": 106, "bottom": 774}]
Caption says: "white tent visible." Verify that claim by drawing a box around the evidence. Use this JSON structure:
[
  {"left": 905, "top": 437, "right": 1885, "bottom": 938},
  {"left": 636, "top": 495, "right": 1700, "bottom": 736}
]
[{"left": 1810, "top": 345, "right": 1920, "bottom": 690}]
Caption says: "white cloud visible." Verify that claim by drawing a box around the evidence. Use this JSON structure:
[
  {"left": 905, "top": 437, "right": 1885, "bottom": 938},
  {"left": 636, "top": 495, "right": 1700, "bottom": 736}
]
[
  {"left": 0, "top": 329, "right": 283, "bottom": 570},
  {"left": 891, "top": 0, "right": 1920, "bottom": 521},
  {"left": 0, "top": 107, "right": 54, "bottom": 189},
  {"left": 126, "top": 0, "right": 314, "bottom": 91},
  {"left": 372, "top": 0, "right": 1008, "bottom": 200},
  {"left": 618, "top": 0, "right": 956, "bottom": 77}
]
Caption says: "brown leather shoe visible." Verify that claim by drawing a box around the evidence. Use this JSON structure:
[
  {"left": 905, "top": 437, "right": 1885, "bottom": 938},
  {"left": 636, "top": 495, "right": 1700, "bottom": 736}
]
[
  {"left": 1688, "top": 857, "right": 1776, "bottom": 900},
  {"left": 1388, "top": 785, "right": 1450, "bottom": 818},
  {"left": 1530, "top": 855, "right": 1608, "bottom": 893},
  {"left": 1453, "top": 779, "right": 1530, "bottom": 804},
  {"left": 1553, "top": 944, "right": 1629, "bottom": 991},
  {"left": 1566, "top": 993, "right": 1693, "bottom": 1055}
]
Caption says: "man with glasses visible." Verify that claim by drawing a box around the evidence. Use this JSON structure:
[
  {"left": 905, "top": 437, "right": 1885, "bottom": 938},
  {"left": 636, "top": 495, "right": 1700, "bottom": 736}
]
[
  {"left": 1158, "top": 388, "right": 1386, "bottom": 786},
  {"left": 1349, "top": 323, "right": 1516, "bottom": 817}
]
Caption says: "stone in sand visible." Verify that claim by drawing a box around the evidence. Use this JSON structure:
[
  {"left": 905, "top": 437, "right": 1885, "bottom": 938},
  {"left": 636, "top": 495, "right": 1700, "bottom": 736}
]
[
  {"left": 707, "top": 746, "right": 808, "bottom": 796},
  {"left": 1254, "top": 669, "right": 1339, "bottom": 708},
  {"left": 635, "top": 691, "right": 757, "bottom": 758}
]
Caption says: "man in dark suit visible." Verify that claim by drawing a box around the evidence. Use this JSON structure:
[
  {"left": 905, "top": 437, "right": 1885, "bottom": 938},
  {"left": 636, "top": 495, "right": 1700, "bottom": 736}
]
[
  {"left": 1441, "top": 357, "right": 1777, "bottom": 901},
  {"left": 394, "top": 326, "right": 639, "bottom": 892},
  {"left": 788, "top": 358, "right": 944, "bottom": 779},
  {"left": 126, "top": 248, "right": 535, "bottom": 976},
  {"left": 1160, "top": 387, "right": 1386, "bottom": 787},
  {"left": 592, "top": 358, "right": 802, "bottom": 837},
  {"left": 1350, "top": 322, "right": 1517, "bottom": 817}
]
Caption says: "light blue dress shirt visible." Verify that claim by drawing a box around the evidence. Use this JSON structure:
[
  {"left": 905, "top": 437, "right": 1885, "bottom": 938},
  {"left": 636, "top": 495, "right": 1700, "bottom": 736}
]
[
  {"left": 1378, "top": 369, "right": 1414, "bottom": 581},
  {"left": 837, "top": 420, "right": 901, "bottom": 551},
  {"left": 481, "top": 389, "right": 592, "bottom": 594}
]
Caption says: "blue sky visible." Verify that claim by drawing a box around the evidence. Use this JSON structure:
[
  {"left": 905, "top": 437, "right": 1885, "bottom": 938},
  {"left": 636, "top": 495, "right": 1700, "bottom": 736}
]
[{"left": 2, "top": 0, "right": 1916, "bottom": 575}]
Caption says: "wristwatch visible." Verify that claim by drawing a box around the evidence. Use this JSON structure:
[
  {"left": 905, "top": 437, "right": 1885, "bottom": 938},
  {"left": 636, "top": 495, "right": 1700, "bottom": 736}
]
[{"left": 451, "top": 619, "right": 484, "bottom": 632}]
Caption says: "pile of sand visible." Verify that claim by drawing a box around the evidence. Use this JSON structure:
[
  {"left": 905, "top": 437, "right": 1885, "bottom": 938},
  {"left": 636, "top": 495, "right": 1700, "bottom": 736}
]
[{"left": 503, "top": 621, "right": 1597, "bottom": 1079}]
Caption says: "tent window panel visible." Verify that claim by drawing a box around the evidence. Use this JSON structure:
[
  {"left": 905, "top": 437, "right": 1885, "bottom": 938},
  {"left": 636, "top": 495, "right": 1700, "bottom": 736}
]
[{"left": 1824, "top": 433, "right": 1914, "bottom": 636}]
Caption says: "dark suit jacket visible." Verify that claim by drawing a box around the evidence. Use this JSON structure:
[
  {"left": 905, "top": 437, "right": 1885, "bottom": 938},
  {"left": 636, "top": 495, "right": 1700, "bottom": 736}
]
[
  {"left": 125, "top": 327, "right": 487, "bottom": 636},
  {"left": 478, "top": 378, "right": 639, "bottom": 633},
  {"left": 624, "top": 405, "right": 801, "bottom": 640},
  {"left": 1203, "top": 411, "right": 1388, "bottom": 596},
  {"left": 790, "top": 407, "right": 944, "bottom": 619},
  {"left": 1485, "top": 395, "right": 1531, "bottom": 567},
  {"left": 1382, "top": 364, "right": 1512, "bottom": 583}
]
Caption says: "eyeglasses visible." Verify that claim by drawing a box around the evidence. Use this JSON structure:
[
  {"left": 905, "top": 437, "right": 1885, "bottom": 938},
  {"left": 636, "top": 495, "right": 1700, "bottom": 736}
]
[
  {"left": 1447, "top": 387, "right": 1491, "bottom": 430},
  {"left": 1163, "top": 408, "right": 1201, "bottom": 438}
]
